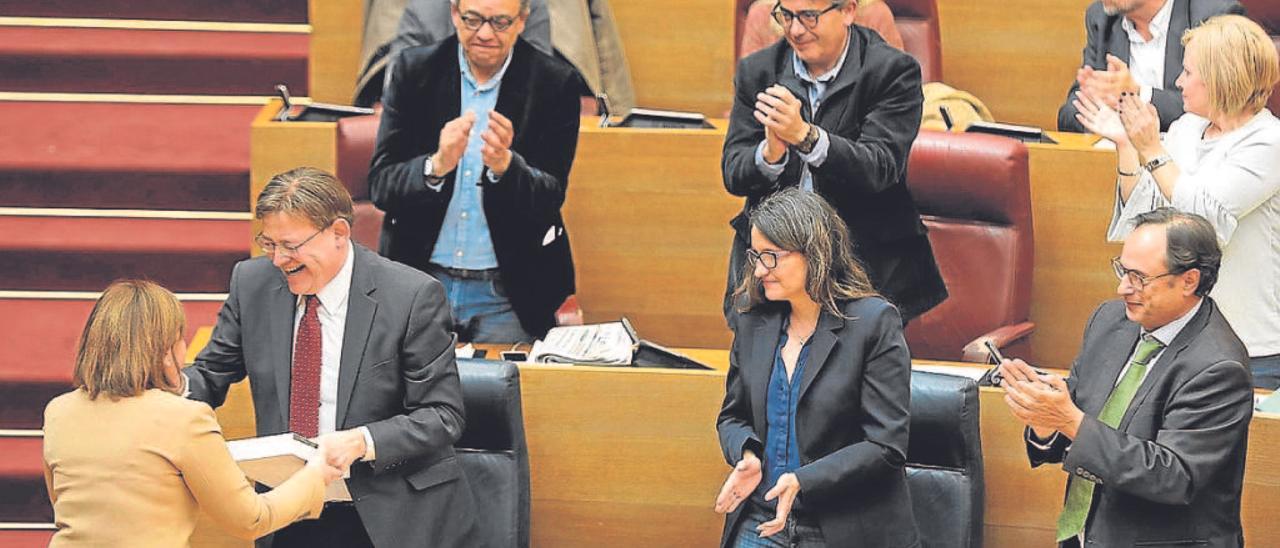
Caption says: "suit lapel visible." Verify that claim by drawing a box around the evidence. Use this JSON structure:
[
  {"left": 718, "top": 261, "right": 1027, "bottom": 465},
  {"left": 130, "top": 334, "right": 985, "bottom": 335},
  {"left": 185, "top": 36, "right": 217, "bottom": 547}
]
[
  {"left": 1083, "top": 319, "right": 1141, "bottom": 417},
  {"left": 798, "top": 310, "right": 843, "bottom": 402},
  {"left": 1163, "top": 0, "right": 1191, "bottom": 90},
  {"left": 1120, "top": 299, "right": 1212, "bottom": 427},
  {"left": 270, "top": 275, "right": 296, "bottom": 429},
  {"left": 817, "top": 27, "right": 863, "bottom": 125},
  {"left": 1106, "top": 16, "right": 1131, "bottom": 69},
  {"left": 336, "top": 246, "right": 378, "bottom": 429},
  {"left": 746, "top": 310, "right": 783, "bottom": 432}
]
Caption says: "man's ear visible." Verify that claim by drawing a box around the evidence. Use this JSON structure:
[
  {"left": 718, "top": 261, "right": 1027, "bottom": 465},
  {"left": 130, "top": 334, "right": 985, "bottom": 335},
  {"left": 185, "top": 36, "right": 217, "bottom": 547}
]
[
  {"left": 1181, "top": 268, "right": 1201, "bottom": 297},
  {"left": 332, "top": 218, "right": 352, "bottom": 243}
]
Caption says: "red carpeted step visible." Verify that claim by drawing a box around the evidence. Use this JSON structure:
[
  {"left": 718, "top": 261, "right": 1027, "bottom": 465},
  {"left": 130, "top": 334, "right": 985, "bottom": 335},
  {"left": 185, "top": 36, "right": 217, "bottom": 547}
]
[
  {"left": 0, "top": 215, "right": 250, "bottom": 293},
  {"left": 0, "top": 0, "right": 307, "bottom": 24},
  {"left": 0, "top": 437, "right": 52, "bottom": 523},
  {"left": 0, "top": 26, "right": 308, "bottom": 96},
  {"left": 0, "top": 297, "right": 224, "bottom": 429},
  {"left": 0, "top": 530, "right": 55, "bottom": 548},
  {"left": 0, "top": 102, "right": 259, "bottom": 211}
]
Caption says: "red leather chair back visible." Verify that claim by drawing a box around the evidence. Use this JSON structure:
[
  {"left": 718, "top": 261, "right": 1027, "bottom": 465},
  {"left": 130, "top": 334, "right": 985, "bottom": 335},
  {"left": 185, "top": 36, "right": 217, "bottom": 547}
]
[
  {"left": 903, "top": 131, "right": 1033, "bottom": 361},
  {"left": 335, "top": 114, "right": 383, "bottom": 249},
  {"left": 884, "top": 0, "right": 942, "bottom": 82}
]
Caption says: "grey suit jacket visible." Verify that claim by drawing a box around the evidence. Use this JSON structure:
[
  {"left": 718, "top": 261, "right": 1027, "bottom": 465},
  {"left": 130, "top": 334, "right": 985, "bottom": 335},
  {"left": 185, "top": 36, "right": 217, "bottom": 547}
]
[
  {"left": 185, "top": 243, "right": 480, "bottom": 547},
  {"left": 1027, "top": 298, "right": 1252, "bottom": 547},
  {"left": 1057, "top": 0, "right": 1245, "bottom": 132}
]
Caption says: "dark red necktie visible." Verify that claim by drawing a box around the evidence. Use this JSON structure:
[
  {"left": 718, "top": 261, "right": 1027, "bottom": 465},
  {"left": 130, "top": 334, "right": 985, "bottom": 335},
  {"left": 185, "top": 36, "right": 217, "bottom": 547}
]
[{"left": 289, "top": 295, "right": 322, "bottom": 438}]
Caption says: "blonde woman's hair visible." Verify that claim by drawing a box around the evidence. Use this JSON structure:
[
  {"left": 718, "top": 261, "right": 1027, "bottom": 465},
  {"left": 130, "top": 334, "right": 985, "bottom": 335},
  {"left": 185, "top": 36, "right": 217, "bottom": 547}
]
[
  {"left": 74, "top": 280, "right": 186, "bottom": 400},
  {"left": 1182, "top": 15, "right": 1280, "bottom": 119}
]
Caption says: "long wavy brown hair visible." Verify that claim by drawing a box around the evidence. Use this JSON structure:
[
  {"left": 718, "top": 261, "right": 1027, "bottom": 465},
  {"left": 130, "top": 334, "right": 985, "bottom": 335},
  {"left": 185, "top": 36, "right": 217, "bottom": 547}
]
[{"left": 734, "top": 188, "right": 878, "bottom": 317}]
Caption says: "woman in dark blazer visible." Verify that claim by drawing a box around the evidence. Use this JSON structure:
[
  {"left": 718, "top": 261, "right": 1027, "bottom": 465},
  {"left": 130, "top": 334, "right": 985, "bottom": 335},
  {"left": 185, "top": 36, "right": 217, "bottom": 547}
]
[{"left": 714, "top": 188, "right": 919, "bottom": 548}]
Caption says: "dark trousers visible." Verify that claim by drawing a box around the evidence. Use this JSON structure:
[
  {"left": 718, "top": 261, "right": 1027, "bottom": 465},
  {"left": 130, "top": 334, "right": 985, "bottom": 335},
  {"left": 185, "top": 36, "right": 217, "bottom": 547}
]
[{"left": 268, "top": 503, "right": 375, "bottom": 548}]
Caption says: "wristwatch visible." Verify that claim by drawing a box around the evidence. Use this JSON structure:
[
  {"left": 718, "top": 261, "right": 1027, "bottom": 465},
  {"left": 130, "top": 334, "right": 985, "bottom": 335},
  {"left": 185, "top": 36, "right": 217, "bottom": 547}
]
[
  {"left": 423, "top": 153, "right": 447, "bottom": 186},
  {"left": 796, "top": 124, "right": 820, "bottom": 155},
  {"left": 1143, "top": 154, "right": 1173, "bottom": 174}
]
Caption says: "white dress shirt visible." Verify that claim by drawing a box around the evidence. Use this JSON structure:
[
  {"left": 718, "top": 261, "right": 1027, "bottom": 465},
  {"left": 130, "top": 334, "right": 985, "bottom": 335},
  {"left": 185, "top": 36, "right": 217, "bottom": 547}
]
[
  {"left": 291, "top": 242, "right": 377, "bottom": 462},
  {"left": 1120, "top": 0, "right": 1174, "bottom": 102}
]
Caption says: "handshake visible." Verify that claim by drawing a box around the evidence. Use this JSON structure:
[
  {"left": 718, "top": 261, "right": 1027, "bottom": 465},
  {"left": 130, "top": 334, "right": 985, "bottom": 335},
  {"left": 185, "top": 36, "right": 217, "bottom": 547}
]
[{"left": 304, "top": 429, "right": 371, "bottom": 485}]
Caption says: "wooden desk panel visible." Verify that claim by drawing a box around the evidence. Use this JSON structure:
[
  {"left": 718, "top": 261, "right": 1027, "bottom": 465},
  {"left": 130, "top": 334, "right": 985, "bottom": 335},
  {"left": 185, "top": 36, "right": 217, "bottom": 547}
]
[
  {"left": 1026, "top": 132, "right": 1122, "bottom": 367},
  {"left": 938, "top": 0, "right": 1094, "bottom": 130},
  {"left": 567, "top": 120, "right": 739, "bottom": 349},
  {"left": 607, "top": 0, "right": 736, "bottom": 115}
]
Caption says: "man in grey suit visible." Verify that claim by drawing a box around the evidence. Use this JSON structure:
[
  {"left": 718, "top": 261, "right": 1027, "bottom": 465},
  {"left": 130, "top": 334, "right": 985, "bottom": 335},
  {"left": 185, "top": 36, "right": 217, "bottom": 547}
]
[
  {"left": 999, "top": 208, "right": 1253, "bottom": 547},
  {"left": 1057, "top": 0, "right": 1244, "bottom": 132},
  {"left": 184, "top": 167, "right": 477, "bottom": 547}
]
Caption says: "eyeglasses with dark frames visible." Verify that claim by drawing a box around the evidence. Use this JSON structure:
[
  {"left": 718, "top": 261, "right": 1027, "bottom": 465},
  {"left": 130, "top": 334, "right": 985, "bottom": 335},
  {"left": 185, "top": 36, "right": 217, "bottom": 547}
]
[
  {"left": 255, "top": 221, "right": 333, "bottom": 257},
  {"left": 746, "top": 249, "right": 796, "bottom": 270},
  {"left": 1111, "top": 257, "right": 1181, "bottom": 289},
  {"left": 458, "top": 11, "right": 519, "bottom": 32},
  {"left": 771, "top": 2, "right": 843, "bottom": 30}
]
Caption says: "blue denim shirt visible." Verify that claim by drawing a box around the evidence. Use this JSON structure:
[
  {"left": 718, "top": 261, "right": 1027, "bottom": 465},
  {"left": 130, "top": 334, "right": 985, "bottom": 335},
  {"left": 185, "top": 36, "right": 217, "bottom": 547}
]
[
  {"left": 428, "top": 44, "right": 513, "bottom": 269},
  {"left": 755, "top": 329, "right": 811, "bottom": 507}
]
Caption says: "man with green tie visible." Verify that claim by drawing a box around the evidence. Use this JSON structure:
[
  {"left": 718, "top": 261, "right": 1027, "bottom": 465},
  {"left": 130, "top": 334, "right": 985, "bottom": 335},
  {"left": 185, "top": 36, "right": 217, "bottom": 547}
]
[{"left": 998, "top": 207, "right": 1253, "bottom": 548}]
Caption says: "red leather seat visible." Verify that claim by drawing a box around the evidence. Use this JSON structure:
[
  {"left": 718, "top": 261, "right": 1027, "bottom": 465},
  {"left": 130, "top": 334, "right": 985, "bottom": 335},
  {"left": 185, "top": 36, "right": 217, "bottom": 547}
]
[
  {"left": 334, "top": 114, "right": 582, "bottom": 325},
  {"left": 1238, "top": 1, "right": 1280, "bottom": 113},
  {"left": 904, "top": 131, "right": 1035, "bottom": 362}
]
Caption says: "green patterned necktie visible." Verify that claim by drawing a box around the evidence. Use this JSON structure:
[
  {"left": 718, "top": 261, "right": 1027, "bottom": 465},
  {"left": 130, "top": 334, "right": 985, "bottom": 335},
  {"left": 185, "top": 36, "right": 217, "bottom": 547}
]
[{"left": 1055, "top": 335, "right": 1165, "bottom": 542}]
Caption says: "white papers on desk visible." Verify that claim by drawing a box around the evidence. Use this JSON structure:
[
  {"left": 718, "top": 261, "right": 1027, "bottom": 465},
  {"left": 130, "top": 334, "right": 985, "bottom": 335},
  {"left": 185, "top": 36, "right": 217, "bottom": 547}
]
[
  {"left": 528, "top": 321, "right": 636, "bottom": 365},
  {"left": 227, "top": 433, "right": 351, "bottom": 502}
]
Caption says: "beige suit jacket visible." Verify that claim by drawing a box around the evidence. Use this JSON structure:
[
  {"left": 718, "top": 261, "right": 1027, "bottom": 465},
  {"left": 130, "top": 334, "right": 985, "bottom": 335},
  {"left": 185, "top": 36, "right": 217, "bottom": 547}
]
[{"left": 42, "top": 388, "right": 324, "bottom": 547}]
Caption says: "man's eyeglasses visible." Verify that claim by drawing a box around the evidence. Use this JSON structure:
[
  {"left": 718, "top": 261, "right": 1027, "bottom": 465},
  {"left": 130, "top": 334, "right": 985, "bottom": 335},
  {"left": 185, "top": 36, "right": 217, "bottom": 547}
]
[
  {"left": 255, "top": 222, "right": 332, "bottom": 257},
  {"left": 1111, "top": 257, "right": 1181, "bottom": 289},
  {"left": 771, "top": 2, "right": 842, "bottom": 30},
  {"left": 458, "top": 11, "right": 519, "bottom": 32},
  {"left": 746, "top": 249, "right": 796, "bottom": 270}
]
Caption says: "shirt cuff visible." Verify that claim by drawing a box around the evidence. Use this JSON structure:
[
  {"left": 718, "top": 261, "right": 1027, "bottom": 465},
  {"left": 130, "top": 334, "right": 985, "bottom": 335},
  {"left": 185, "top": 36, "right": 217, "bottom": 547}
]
[
  {"left": 797, "top": 127, "right": 830, "bottom": 167},
  {"left": 1139, "top": 85, "right": 1153, "bottom": 103},
  {"left": 424, "top": 158, "right": 445, "bottom": 192},
  {"left": 1026, "top": 428, "right": 1061, "bottom": 451},
  {"left": 754, "top": 140, "right": 786, "bottom": 181},
  {"left": 360, "top": 426, "right": 376, "bottom": 462},
  {"left": 180, "top": 372, "right": 190, "bottom": 398}
]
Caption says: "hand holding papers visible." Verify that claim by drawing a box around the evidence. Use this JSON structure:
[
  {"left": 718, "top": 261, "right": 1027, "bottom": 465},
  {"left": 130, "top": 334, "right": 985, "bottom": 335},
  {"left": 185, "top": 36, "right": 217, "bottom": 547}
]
[{"left": 228, "top": 433, "right": 349, "bottom": 501}]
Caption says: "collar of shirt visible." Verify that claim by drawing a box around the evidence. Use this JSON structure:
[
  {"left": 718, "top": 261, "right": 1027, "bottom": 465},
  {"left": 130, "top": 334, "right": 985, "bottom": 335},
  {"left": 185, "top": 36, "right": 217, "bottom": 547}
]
[
  {"left": 1144, "top": 297, "right": 1202, "bottom": 348},
  {"left": 296, "top": 241, "right": 354, "bottom": 314},
  {"left": 1121, "top": 0, "right": 1174, "bottom": 45},
  {"left": 458, "top": 42, "right": 515, "bottom": 91}
]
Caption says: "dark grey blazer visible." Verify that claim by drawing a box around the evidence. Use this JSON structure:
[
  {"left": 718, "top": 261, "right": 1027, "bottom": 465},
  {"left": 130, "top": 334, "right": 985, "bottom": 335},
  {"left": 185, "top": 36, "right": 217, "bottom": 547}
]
[
  {"left": 722, "top": 26, "right": 946, "bottom": 322},
  {"left": 1028, "top": 298, "right": 1253, "bottom": 547},
  {"left": 185, "top": 244, "right": 481, "bottom": 547},
  {"left": 1057, "top": 0, "right": 1245, "bottom": 132},
  {"left": 717, "top": 297, "right": 920, "bottom": 548}
]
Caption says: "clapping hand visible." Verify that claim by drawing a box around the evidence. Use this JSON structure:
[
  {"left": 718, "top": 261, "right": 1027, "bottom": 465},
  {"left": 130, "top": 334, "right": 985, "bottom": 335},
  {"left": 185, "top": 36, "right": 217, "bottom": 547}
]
[
  {"left": 714, "top": 450, "right": 762, "bottom": 514},
  {"left": 481, "top": 110, "right": 515, "bottom": 176},
  {"left": 432, "top": 111, "right": 477, "bottom": 176},
  {"left": 757, "top": 473, "right": 801, "bottom": 538},
  {"left": 999, "top": 359, "right": 1082, "bottom": 439},
  {"left": 1118, "top": 92, "right": 1163, "bottom": 159},
  {"left": 1074, "top": 91, "right": 1130, "bottom": 147},
  {"left": 1077, "top": 54, "right": 1140, "bottom": 109}
]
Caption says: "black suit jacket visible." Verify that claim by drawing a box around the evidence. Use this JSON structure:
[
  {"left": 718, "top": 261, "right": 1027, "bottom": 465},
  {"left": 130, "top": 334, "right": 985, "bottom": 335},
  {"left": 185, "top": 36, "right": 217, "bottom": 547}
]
[
  {"left": 185, "top": 244, "right": 480, "bottom": 547},
  {"left": 368, "top": 35, "right": 582, "bottom": 338},
  {"left": 722, "top": 26, "right": 946, "bottom": 321},
  {"left": 717, "top": 298, "right": 920, "bottom": 548},
  {"left": 1028, "top": 298, "right": 1253, "bottom": 547},
  {"left": 1057, "top": 0, "right": 1245, "bottom": 132}
]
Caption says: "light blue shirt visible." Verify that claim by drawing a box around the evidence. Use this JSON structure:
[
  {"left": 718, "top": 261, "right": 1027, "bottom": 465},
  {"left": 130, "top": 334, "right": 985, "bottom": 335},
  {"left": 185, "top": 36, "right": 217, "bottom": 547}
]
[
  {"left": 428, "top": 45, "right": 514, "bottom": 269},
  {"left": 754, "top": 29, "right": 851, "bottom": 192}
]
